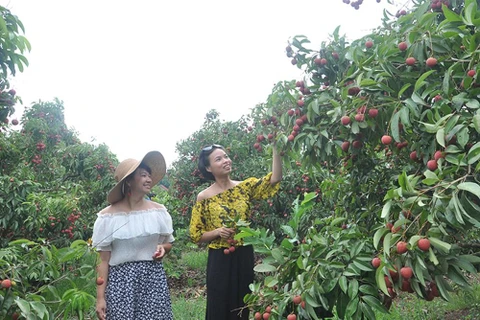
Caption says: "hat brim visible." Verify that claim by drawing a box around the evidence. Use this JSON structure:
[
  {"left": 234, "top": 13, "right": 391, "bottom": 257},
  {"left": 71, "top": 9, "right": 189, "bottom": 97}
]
[{"left": 107, "top": 151, "right": 166, "bottom": 204}]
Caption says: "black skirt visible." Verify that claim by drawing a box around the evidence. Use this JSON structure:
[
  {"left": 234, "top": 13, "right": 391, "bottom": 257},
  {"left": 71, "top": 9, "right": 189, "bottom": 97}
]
[{"left": 206, "top": 245, "right": 254, "bottom": 320}]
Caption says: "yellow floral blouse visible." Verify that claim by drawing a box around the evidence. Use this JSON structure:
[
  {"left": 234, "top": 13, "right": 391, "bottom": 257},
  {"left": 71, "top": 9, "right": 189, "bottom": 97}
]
[{"left": 189, "top": 172, "right": 280, "bottom": 249}]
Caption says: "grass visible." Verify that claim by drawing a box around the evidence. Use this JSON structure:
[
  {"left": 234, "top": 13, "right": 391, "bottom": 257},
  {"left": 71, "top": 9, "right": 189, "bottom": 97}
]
[
  {"left": 179, "top": 249, "right": 208, "bottom": 270},
  {"left": 172, "top": 294, "right": 206, "bottom": 320}
]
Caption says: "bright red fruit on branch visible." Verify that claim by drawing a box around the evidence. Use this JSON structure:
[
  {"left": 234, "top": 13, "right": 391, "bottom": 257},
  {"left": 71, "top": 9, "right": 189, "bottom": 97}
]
[
  {"left": 400, "top": 267, "right": 413, "bottom": 279},
  {"left": 406, "top": 57, "right": 416, "bottom": 66},
  {"left": 396, "top": 241, "right": 408, "bottom": 254},
  {"left": 1, "top": 279, "right": 12, "bottom": 288},
  {"left": 381, "top": 135, "right": 392, "bottom": 145},
  {"left": 398, "top": 41, "right": 408, "bottom": 51},
  {"left": 371, "top": 257, "right": 381, "bottom": 268},
  {"left": 426, "top": 57, "right": 437, "bottom": 67},
  {"left": 427, "top": 159, "right": 438, "bottom": 171},
  {"left": 418, "top": 238, "right": 431, "bottom": 251},
  {"left": 292, "top": 295, "right": 302, "bottom": 305},
  {"left": 368, "top": 108, "right": 378, "bottom": 118}
]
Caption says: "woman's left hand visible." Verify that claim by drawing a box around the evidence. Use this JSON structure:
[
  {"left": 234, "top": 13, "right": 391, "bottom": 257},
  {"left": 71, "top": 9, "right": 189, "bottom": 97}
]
[{"left": 152, "top": 245, "right": 166, "bottom": 260}]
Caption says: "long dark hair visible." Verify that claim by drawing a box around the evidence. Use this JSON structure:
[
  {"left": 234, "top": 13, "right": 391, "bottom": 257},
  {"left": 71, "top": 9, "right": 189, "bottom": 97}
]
[{"left": 198, "top": 144, "right": 226, "bottom": 181}]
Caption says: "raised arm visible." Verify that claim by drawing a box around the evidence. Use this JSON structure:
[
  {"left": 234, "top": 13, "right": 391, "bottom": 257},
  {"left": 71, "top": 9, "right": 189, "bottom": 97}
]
[{"left": 270, "top": 145, "right": 282, "bottom": 185}]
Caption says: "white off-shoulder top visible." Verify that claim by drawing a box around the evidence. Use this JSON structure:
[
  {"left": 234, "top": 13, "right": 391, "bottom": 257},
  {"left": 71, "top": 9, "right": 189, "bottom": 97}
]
[{"left": 92, "top": 208, "right": 174, "bottom": 266}]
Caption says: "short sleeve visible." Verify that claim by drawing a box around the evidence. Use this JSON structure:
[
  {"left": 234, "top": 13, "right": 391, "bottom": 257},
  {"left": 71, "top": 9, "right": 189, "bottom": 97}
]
[
  {"left": 247, "top": 172, "right": 280, "bottom": 200},
  {"left": 189, "top": 201, "right": 205, "bottom": 243}
]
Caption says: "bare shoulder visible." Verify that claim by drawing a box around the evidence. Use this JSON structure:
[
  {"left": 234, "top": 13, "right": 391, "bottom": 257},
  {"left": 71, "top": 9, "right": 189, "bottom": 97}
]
[
  {"left": 197, "top": 185, "right": 215, "bottom": 202},
  {"left": 99, "top": 205, "right": 114, "bottom": 215},
  {"left": 149, "top": 201, "right": 166, "bottom": 210}
]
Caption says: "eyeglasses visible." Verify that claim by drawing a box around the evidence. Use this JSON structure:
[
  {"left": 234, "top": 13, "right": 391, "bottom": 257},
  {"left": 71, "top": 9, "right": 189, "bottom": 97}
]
[{"left": 202, "top": 144, "right": 223, "bottom": 152}]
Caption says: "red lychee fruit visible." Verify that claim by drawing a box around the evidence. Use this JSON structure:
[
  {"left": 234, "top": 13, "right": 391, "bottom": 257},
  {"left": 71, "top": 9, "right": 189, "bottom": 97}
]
[
  {"left": 427, "top": 159, "right": 438, "bottom": 171},
  {"left": 341, "top": 141, "right": 350, "bottom": 152},
  {"left": 1, "top": 279, "right": 12, "bottom": 288},
  {"left": 426, "top": 57, "right": 437, "bottom": 67},
  {"left": 371, "top": 257, "right": 381, "bottom": 268},
  {"left": 400, "top": 266, "right": 413, "bottom": 279},
  {"left": 467, "top": 69, "right": 476, "bottom": 77},
  {"left": 287, "top": 314, "right": 297, "bottom": 320},
  {"left": 96, "top": 277, "right": 105, "bottom": 286},
  {"left": 292, "top": 295, "right": 302, "bottom": 305},
  {"left": 397, "top": 241, "right": 408, "bottom": 254},
  {"left": 398, "top": 42, "right": 408, "bottom": 51},
  {"left": 354, "top": 114, "right": 365, "bottom": 122},
  {"left": 410, "top": 151, "right": 418, "bottom": 161},
  {"left": 406, "top": 57, "right": 416, "bottom": 66},
  {"left": 368, "top": 108, "right": 378, "bottom": 118},
  {"left": 365, "top": 40, "right": 374, "bottom": 48},
  {"left": 434, "top": 150, "right": 444, "bottom": 161},
  {"left": 418, "top": 238, "right": 431, "bottom": 251},
  {"left": 341, "top": 116, "right": 351, "bottom": 125},
  {"left": 352, "top": 140, "right": 362, "bottom": 149},
  {"left": 381, "top": 135, "right": 392, "bottom": 145}
]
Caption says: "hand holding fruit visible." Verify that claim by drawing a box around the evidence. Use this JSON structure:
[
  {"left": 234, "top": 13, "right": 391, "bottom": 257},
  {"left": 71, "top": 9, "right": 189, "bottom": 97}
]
[
  {"left": 217, "top": 226, "right": 235, "bottom": 239},
  {"left": 152, "top": 245, "right": 166, "bottom": 260}
]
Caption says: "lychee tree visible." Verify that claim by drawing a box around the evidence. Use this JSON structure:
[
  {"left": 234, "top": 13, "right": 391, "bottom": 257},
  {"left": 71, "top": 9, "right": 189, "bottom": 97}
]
[
  {"left": 0, "top": 5, "right": 30, "bottom": 130},
  {"left": 237, "top": 0, "right": 480, "bottom": 319}
]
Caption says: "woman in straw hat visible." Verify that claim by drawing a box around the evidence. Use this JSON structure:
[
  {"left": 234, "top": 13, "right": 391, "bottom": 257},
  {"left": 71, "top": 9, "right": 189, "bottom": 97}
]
[
  {"left": 92, "top": 151, "right": 174, "bottom": 320},
  {"left": 189, "top": 144, "right": 282, "bottom": 320}
]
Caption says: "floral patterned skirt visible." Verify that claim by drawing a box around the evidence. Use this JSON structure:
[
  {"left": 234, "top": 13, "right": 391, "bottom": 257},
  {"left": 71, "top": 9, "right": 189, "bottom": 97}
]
[{"left": 105, "top": 260, "right": 173, "bottom": 320}]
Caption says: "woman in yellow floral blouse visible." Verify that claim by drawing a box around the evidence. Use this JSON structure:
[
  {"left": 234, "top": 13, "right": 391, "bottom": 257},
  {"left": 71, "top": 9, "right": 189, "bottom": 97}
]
[{"left": 189, "top": 144, "right": 282, "bottom": 320}]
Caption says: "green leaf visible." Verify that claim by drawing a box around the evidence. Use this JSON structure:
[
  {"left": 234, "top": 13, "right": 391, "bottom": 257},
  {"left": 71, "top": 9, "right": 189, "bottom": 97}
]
[
  {"left": 428, "top": 248, "right": 439, "bottom": 265},
  {"left": 466, "top": 99, "right": 480, "bottom": 109},
  {"left": 271, "top": 248, "right": 284, "bottom": 263},
  {"left": 30, "top": 301, "right": 47, "bottom": 318},
  {"left": 15, "top": 298, "right": 31, "bottom": 314},
  {"left": 436, "top": 128, "right": 445, "bottom": 148},
  {"left": 348, "top": 279, "right": 359, "bottom": 299},
  {"left": 375, "top": 267, "right": 388, "bottom": 295},
  {"left": 467, "top": 142, "right": 480, "bottom": 164},
  {"left": 434, "top": 274, "right": 451, "bottom": 301},
  {"left": 457, "top": 182, "right": 480, "bottom": 198},
  {"left": 415, "top": 70, "right": 436, "bottom": 91},
  {"left": 398, "top": 83, "right": 412, "bottom": 99},
  {"left": 345, "top": 297, "right": 359, "bottom": 318},
  {"left": 381, "top": 200, "right": 392, "bottom": 219},
  {"left": 253, "top": 263, "right": 277, "bottom": 273},
  {"left": 362, "top": 295, "right": 389, "bottom": 314},
  {"left": 391, "top": 112, "right": 401, "bottom": 142},
  {"left": 442, "top": 4, "right": 462, "bottom": 21},
  {"left": 373, "top": 228, "right": 388, "bottom": 250},
  {"left": 473, "top": 115, "right": 480, "bottom": 133},
  {"left": 339, "top": 275, "right": 348, "bottom": 294},
  {"left": 429, "top": 237, "right": 451, "bottom": 254},
  {"left": 383, "top": 233, "right": 392, "bottom": 257}
]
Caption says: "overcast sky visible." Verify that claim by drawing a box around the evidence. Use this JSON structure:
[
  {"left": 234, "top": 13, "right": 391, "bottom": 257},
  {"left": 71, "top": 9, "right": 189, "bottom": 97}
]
[{"left": 2, "top": 0, "right": 397, "bottom": 166}]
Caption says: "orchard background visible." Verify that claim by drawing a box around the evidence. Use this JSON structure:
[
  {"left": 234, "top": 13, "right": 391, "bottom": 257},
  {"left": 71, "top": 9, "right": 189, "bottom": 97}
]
[{"left": 1, "top": 0, "right": 480, "bottom": 319}]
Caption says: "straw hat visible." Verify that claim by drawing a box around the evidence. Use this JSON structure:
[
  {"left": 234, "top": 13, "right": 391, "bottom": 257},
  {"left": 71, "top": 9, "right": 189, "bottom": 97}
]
[{"left": 107, "top": 151, "right": 166, "bottom": 204}]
